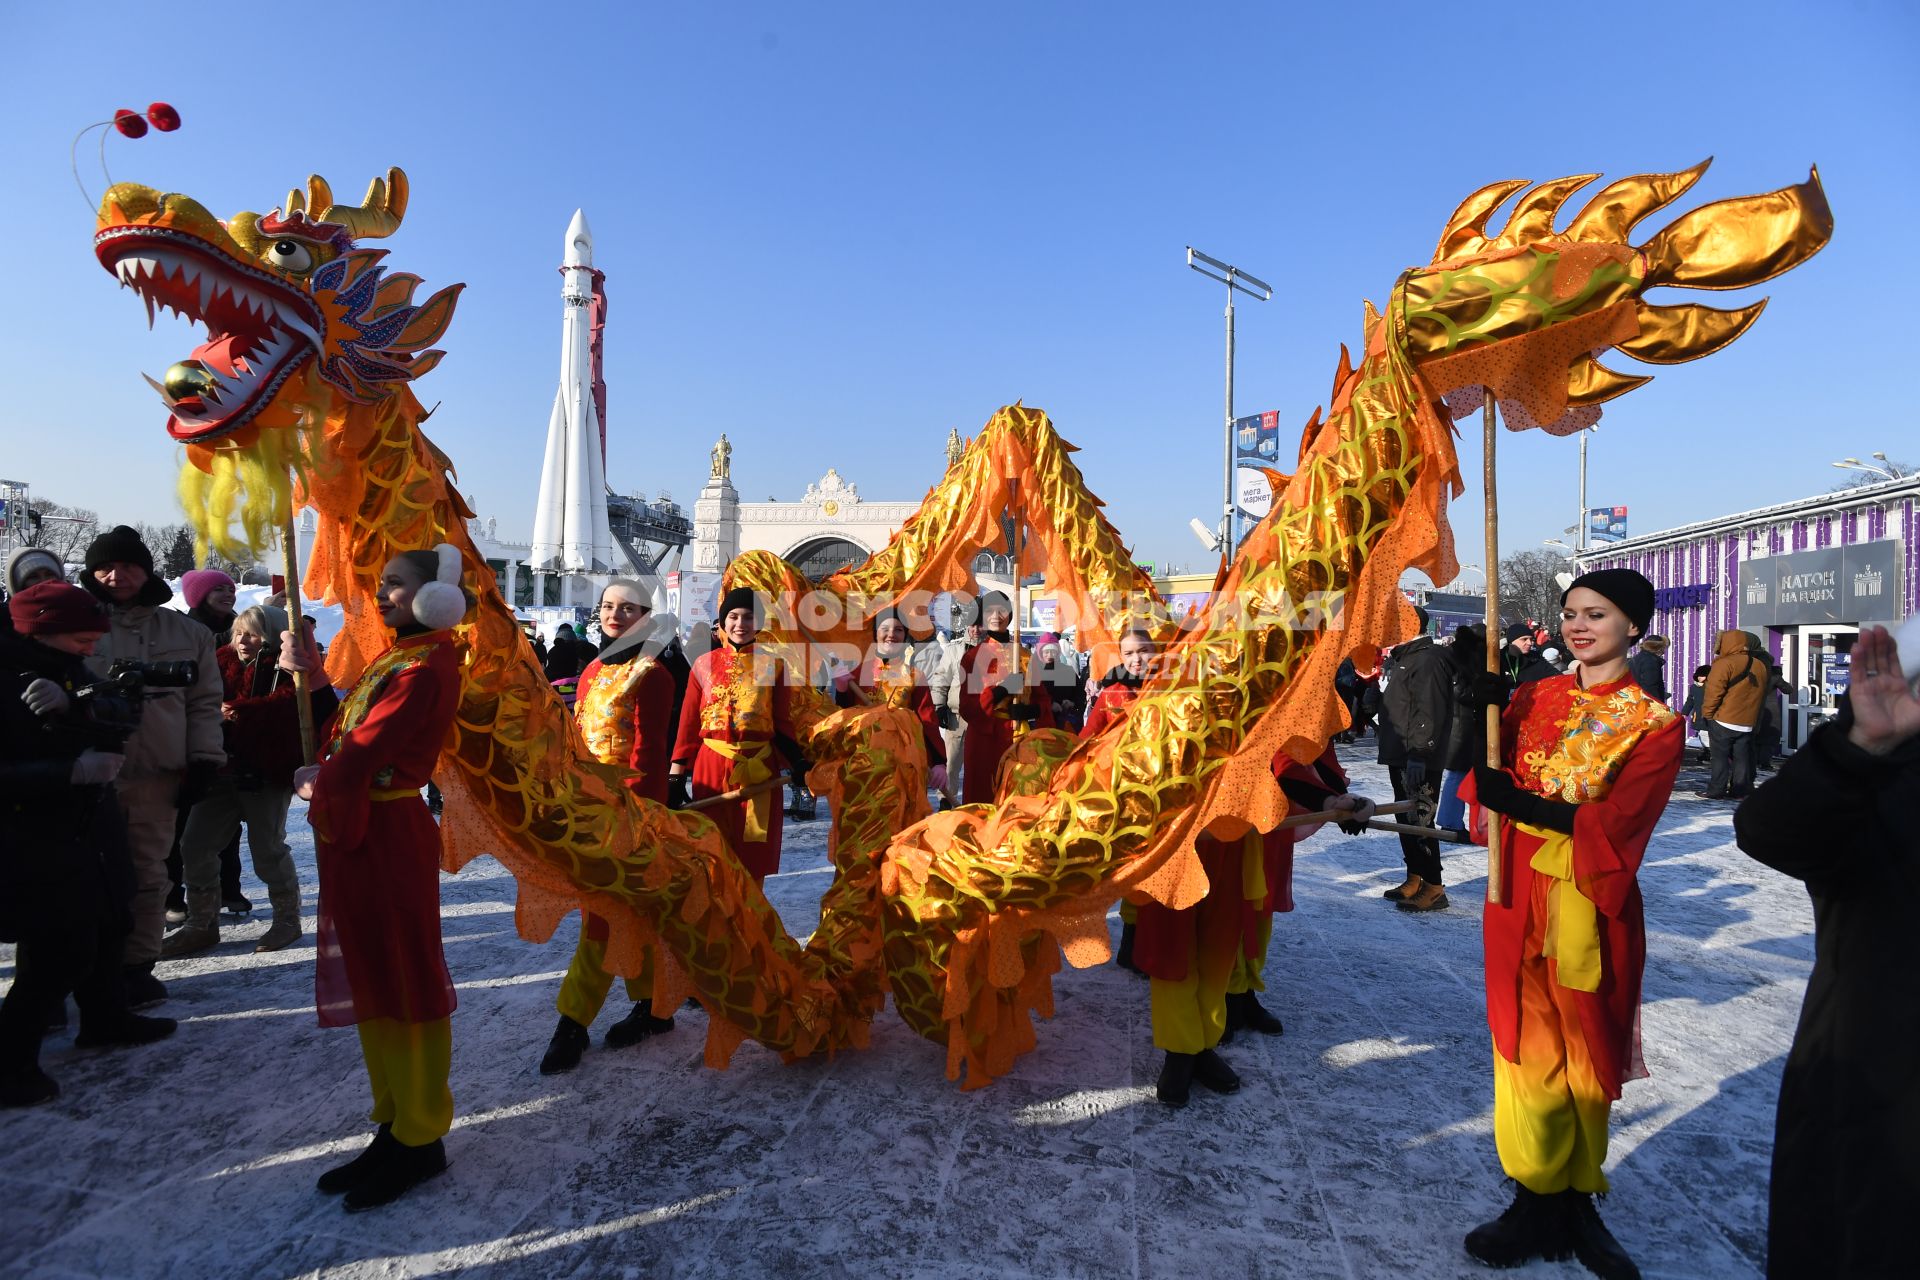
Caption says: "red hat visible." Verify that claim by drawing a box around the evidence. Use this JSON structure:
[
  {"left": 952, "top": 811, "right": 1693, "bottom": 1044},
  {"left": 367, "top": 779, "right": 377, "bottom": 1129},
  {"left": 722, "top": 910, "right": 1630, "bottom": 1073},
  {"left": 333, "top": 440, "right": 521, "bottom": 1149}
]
[{"left": 10, "top": 581, "right": 108, "bottom": 636}]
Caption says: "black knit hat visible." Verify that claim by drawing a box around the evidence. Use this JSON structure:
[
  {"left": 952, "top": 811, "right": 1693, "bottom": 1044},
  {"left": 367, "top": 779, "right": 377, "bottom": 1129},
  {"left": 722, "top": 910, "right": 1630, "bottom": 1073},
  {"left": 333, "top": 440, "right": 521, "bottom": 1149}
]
[
  {"left": 979, "top": 590, "right": 1012, "bottom": 615},
  {"left": 1563, "top": 568, "right": 1655, "bottom": 638},
  {"left": 84, "top": 524, "right": 154, "bottom": 574},
  {"left": 717, "top": 586, "right": 764, "bottom": 624}
]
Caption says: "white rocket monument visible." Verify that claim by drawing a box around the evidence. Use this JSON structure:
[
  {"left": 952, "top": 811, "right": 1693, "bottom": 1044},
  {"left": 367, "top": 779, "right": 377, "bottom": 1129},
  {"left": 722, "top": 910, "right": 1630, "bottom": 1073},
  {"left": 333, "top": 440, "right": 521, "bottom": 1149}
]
[{"left": 529, "top": 209, "right": 613, "bottom": 595}]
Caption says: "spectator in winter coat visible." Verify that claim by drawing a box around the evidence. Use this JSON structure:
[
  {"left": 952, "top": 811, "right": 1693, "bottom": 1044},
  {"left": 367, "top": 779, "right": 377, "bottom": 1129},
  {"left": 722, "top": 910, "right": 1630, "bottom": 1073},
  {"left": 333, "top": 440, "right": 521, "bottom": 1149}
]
[
  {"left": 1, "top": 582, "right": 177, "bottom": 1108},
  {"left": 545, "top": 624, "right": 586, "bottom": 682},
  {"left": 1376, "top": 608, "right": 1455, "bottom": 911},
  {"left": 79, "top": 525, "right": 224, "bottom": 1010},
  {"left": 181, "top": 570, "right": 237, "bottom": 647},
  {"left": 1733, "top": 623, "right": 1920, "bottom": 1278},
  {"left": 927, "top": 619, "right": 980, "bottom": 809},
  {"left": 1681, "top": 665, "right": 1712, "bottom": 763},
  {"left": 1434, "top": 623, "right": 1486, "bottom": 838},
  {"left": 162, "top": 606, "right": 339, "bottom": 958},
  {"left": 1033, "top": 640, "right": 1085, "bottom": 732},
  {"left": 1627, "top": 634, "right": 1670, "bottom": 706},
  {"left": 3, "top": 547, "right": 65, "bottom": 639},
  {"left": 1699, "top": 629, "right": 1767, "bottom": 799},
  {"left": 1502, "top": 622, "right": 1557, "bottom": 685},
  {"left": 1752, "top": 659, "right": 1791, "bottom": 772}
]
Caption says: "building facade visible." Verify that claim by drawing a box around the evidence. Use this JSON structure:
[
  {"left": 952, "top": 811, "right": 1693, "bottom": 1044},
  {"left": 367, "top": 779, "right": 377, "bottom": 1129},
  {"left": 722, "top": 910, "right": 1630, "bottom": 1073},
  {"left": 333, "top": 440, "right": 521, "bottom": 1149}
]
[{"left": 1578, "top": 474, "right": 1917, "bottom": 747}]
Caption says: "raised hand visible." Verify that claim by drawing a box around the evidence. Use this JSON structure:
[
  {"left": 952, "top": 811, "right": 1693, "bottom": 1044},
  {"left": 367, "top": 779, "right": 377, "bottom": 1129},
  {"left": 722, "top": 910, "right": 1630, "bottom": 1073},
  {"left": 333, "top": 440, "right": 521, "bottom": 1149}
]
[{"left": 1845, "top": 626, "right": 1920, "bottom": 756}]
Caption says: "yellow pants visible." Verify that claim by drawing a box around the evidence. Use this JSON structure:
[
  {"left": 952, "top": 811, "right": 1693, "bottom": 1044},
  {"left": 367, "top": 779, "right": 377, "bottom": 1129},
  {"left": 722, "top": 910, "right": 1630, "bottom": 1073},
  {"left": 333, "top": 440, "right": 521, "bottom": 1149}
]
[
  {"left": 1491, "top": 878, "right": 1613, "bottom": 1194},
  {"left": 556, "top": 924, "right": 649, "bottom": 1027},
  {"left": 1226, "top": 916, "right": 1273, "bottom": 996},
  {"left": 356, "top": 1017, "right": 453, "bottom": 1147},
  {"left": 1146, "top": 838, "right": 1250, "bottom": 1054}
]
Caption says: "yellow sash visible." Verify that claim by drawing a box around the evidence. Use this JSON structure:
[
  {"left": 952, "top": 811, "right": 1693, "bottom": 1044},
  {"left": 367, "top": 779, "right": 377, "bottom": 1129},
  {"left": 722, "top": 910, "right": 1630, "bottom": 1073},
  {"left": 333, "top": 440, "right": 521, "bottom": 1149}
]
[
  {"left": 1519, "top": 820, "right": 1602, "bottom": 992},
  {"left": 702, "top": 739, "right": 776, "bottom": 842},
  {"left": 370, "top": 787, "right": 418, "bottom": 802}
]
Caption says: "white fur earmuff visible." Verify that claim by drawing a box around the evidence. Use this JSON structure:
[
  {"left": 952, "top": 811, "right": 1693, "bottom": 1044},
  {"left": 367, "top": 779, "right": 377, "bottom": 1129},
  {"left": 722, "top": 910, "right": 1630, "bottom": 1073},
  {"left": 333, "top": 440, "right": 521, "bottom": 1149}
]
[{"left": 411, "top": 542, "right": 468, "bottom": 630}]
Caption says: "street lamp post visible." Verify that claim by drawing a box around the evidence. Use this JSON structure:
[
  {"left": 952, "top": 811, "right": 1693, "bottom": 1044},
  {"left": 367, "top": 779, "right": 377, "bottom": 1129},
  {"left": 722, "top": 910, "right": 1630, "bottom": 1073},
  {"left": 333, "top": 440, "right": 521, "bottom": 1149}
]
[
  {"left": 1186, "top": 248, "right": 1272, "bottom": 554},
  {"left": 1830, "top": 456, "right": 1905, "bottom": 482}
]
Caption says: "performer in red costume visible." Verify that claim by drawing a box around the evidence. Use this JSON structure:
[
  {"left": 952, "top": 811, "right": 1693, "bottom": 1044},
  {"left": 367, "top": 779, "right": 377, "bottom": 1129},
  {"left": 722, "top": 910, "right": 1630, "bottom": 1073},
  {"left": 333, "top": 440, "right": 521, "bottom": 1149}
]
[
  {"left": 1460, "top": 568, "right": 1680, "bottom": 1280},
  {"left": 957, "top": 591, "right": 1052, "bottom": 804},
  {"left": 293, "top": 545, "right": 469, "bottom": 1212},
  {"left": 669, "top": 587, "right": 804, "bottom": 883},
  {"left": 539, "top": 580, "right": 686, "bottom": 1075},
  {"left": 1223, "top": 747, "right": 1360, "bottom": 1041},
  {"left": 1090, "top": 630, "right": 1372, "bottom": 1105},
  {"left": 837, "top": 609, "right": 945, "bottom": 779},
  {"left": 1084, "top": 628, "right": 1156, "bottom": 973}
]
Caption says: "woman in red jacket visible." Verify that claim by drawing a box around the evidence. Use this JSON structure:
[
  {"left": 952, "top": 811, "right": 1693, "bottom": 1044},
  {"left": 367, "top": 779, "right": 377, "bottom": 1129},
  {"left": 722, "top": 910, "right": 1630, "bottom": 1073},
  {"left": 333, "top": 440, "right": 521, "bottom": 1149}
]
[
  {"left": 836, "top": 608, "right": 946, "bottom": 783},
  {"left": 165, "top": 605, "right": 337, "bottom": 957},
  {"left": 293, "top": 544, "right": 469, "bottom": 1212},
  {"left": 539, "top": 580, "right": 683, "bottom": 1075},
  {"left": 1460, "top": 569, "right": 1680, "bottom": 1278},
  {"left": 957, "top": 591, "right": 1052, "bottom": 804}
]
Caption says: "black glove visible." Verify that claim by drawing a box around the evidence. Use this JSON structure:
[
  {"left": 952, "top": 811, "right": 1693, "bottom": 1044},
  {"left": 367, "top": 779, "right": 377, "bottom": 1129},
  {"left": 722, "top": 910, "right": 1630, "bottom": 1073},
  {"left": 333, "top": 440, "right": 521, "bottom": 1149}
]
[
  {"left": 177, "top": 760, "right": 220, "bottom": 809},
  {"left": 1007, "top": 703, "right": 1041, "bottom": 724},
  {"left": 667, "top": 776, "right": 691, "bottom": 810},
  {"left": 1472, "top": 764, "right": 1575, "bottom": 833},
  {"left": 1468, "top": 671, "right": 1513, "bottom": 711},
  {"left": 1333, "top": 803, "right": 1371, "bottom": 837},
  {"left": 937, "top": 706, "right": 960, "bottom": 731},
  {"left": 1402, "top": 757, "right": 1428, "bottom": 791}
]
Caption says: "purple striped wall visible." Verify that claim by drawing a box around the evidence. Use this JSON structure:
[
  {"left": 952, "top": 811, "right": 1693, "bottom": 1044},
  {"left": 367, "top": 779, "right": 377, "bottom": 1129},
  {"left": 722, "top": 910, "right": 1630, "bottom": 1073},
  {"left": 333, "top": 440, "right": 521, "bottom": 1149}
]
[{"left": 1577, "top": 491, "right": 1914, "bottom": 693}]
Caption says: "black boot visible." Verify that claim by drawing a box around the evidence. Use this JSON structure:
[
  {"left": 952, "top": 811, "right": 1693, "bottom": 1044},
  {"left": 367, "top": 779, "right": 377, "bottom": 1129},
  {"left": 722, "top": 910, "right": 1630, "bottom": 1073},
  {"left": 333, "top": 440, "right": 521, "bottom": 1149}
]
[
  {"left": 1155, "top": 1052, "right": 1195, "bottom": 1108},
  {"left": 1563, "top": 1192, "right": 1640, "bottom": 1279},
  {"left": 122, "top": 964, "right": 166, "bottom": 1011},
  {"left": 317, "top": 1125, "right": 395, "bottom": 1194},
  {"left": 1463, "top": 1183, "right": 1572, "bottom": 1268},
  {"left": 1230, "top": 991, "right": 1285, "bottom": 1036},
  {"left": 74, "top": 1012, "right": 178, "bottom": 1049},
  {"left": 1220, "top": 993, "right": 1243, "bottom": 1046},
  {"left": 604, "top": 999, "right": 675, "bottom": 1049},
  {"left": 1192, "top": 1048, "right": 1241, "bottom": 1095},
  {"left": 1114, "top": 923, "right": 1143, "bottom": 976},
  {"left": 0, "top": 1065, "right": 59, "bottom": 1108},
  {"left": 538, "top": 1016, "right": 590, "bottom": 1075},
  {"left": 343, "top": 1136, "right": 447, "bottom": 1212}
]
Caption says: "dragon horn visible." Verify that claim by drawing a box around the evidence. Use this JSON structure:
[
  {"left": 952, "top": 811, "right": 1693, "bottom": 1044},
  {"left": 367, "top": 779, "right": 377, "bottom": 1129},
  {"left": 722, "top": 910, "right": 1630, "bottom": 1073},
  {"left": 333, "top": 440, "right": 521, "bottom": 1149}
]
[
  {"left": 1639, "top": 166, "right": 1833, "bottom": 290},
  {"left": 1432, "top": 178, "right": 1529, "bottom": 262},
  {"left": 307, "top": 168, "right": 410, "bottom": 241},
  {"left": 1564, "top": 158, "right": 1713, "bottom": 245},
  {"left": 1489, "top": 174, "right": 1601, "bottom": 249}
]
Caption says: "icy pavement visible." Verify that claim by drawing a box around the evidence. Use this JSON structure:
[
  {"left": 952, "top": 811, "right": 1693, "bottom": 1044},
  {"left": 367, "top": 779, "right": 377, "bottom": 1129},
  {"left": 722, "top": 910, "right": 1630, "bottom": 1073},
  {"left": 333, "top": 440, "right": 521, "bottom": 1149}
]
[{"left": 1, "top": 744, "right": 1812, "bottom": 1280}]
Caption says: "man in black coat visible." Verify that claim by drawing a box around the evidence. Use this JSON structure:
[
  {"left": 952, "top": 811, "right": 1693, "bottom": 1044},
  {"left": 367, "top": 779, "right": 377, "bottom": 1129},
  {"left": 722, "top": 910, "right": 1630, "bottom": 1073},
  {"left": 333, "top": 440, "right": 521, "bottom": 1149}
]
[
  {"left": 1376, "top": 608, "right": 1455, "bottom": 912},
  {"left": 1, "top": 583, "right": 177, "bottom": 1107},
  {"left": 1502, "top": 622, "right": 1556, "bottom": 685},
  {"left": 1733, "top": 623, "right": 1920, "bottom": 1278}
]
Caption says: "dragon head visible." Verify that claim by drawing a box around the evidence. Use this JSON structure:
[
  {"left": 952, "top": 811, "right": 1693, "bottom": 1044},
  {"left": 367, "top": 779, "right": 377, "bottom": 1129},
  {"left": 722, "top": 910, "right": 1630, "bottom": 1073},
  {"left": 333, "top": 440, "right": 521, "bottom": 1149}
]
[
  {"left": 1392, "top": 159, "right": 1834, "bottom": 434},
  {"left": 93, "top": 168, "right": 461, "bottom": 554}
]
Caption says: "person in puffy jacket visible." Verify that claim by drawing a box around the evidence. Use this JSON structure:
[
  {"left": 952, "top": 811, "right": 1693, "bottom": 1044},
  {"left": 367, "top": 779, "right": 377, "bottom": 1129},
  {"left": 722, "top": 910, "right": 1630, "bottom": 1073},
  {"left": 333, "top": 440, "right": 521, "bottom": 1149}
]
[
  {"left": 1, "top": 583, "right": 176, "bottom": 1107},
  {"left": 1699, "top": 628, "right": 1767, "bottom": 799},
  {"left": 80, "top": 526, "right": 224, "bottom": 1009},
  {"left": 162, "top": 605, "right": 338, "bottom": 958}
]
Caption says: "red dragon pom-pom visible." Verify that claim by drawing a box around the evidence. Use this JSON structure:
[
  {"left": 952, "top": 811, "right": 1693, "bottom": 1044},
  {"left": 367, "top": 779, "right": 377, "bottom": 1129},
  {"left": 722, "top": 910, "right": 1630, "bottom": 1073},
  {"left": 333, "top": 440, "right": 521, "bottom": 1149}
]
[
  {"left": 147, "top": 102, "right": 180, "bottom": 132},
  {"left": 113, "top": 109, "right": 148, "bottom": 139}
]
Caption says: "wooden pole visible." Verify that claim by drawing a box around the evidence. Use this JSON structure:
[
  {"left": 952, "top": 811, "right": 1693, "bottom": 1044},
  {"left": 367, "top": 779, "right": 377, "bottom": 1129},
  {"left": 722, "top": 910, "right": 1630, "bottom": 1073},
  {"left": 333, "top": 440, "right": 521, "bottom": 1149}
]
[
  {"left": 282, "top": 514, "right": 316, "bottom": 767},
  {"left": 1482, "top": 392, "right": 1505, "bottom": 907},
  {"left": 1276, "top": 799, "right": 1415, "bottom": 830},
  {"left": 683, "top": 773, "right": 790, "bottom": 813}
]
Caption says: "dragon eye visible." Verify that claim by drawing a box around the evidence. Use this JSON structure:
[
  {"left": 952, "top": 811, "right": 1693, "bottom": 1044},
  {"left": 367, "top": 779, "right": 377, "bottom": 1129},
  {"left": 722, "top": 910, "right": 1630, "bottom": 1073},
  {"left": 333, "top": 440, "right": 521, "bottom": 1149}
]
[{"left": 268, "top": 239, "right": 315, "bottom": 273}]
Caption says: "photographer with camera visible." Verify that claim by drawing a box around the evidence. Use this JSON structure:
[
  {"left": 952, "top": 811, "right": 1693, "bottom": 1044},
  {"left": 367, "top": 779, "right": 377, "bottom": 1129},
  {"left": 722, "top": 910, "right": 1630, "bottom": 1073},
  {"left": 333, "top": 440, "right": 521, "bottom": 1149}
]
[
  {"left": 2, "top": 582, "right": 178, "bottom": 1107},
  {"left": 80, "top": 526, "right": 224, "bottom": 1009}
]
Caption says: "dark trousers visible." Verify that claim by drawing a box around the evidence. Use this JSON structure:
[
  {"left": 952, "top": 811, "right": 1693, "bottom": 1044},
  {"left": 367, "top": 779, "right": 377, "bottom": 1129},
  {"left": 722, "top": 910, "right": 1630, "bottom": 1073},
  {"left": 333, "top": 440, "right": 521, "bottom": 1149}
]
[
  {"left": 0, "top": 921, "right": 125, "bottom": 1072},
  {"left": 1388, "top": 764, "right": 1444, "bottom": 885},
  {"left": 1706, "top": 722, "right": 1755, "bottom": 796}
]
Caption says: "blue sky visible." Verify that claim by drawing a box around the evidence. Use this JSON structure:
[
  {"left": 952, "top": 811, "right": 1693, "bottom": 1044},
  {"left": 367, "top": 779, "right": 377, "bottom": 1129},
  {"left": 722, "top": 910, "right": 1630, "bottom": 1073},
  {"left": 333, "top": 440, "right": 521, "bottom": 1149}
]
[{"left": 3, "top": 2, "right": 1913, "bottom": 579}]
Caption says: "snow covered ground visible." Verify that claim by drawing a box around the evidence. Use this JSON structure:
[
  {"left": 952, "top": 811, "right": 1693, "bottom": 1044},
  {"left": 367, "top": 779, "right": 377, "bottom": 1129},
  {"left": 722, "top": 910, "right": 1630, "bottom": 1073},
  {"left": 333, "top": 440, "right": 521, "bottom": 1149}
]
[{"left": 1, "top": 744, "right": 1812, "bottom": 1279}]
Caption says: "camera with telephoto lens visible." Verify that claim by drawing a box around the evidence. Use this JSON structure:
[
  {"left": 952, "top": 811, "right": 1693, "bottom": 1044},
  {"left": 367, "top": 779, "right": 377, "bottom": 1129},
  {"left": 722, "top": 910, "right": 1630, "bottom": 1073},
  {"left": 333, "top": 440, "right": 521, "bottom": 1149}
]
[{"left": 61, "top": 659, "right": 199, "bottom": 751}]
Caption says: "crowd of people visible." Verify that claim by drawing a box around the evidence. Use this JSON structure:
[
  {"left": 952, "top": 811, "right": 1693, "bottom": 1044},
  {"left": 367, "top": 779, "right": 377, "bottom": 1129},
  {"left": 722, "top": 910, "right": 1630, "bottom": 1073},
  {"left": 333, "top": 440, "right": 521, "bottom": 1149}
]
[{"left": 4, "top": 529, "right": 1915, "bottom": 1275}]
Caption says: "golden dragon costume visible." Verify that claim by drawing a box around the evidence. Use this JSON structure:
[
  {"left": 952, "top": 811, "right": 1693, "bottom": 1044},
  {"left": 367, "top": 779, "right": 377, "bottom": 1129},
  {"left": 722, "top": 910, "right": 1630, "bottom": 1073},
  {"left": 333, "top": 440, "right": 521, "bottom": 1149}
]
[{"left": 93, "top": 159, "right": 1829, "bottom": 1085}]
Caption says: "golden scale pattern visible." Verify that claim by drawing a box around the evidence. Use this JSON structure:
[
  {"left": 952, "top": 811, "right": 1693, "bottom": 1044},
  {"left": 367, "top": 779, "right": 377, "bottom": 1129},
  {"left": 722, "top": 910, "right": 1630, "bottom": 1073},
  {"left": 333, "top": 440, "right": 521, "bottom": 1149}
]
[{"left": 100, "top": 161, "right": 1830, "bottom": 1086}]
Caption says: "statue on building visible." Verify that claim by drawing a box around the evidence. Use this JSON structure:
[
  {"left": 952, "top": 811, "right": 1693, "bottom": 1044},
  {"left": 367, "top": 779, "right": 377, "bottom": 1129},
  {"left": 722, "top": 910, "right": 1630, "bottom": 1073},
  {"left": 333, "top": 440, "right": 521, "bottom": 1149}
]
[
  {"left": 946, "top": 426, "right": 965, "bottom": 469},
  {"left": 711, "top": 433, "right": 732, "bottom": 480}
]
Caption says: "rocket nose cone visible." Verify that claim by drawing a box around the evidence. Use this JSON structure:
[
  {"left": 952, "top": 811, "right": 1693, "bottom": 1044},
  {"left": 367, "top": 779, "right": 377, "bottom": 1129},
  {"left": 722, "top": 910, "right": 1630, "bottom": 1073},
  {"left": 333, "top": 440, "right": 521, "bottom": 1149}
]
[{"left": 564, "top": 209, "right": 593, "bottom": 267}]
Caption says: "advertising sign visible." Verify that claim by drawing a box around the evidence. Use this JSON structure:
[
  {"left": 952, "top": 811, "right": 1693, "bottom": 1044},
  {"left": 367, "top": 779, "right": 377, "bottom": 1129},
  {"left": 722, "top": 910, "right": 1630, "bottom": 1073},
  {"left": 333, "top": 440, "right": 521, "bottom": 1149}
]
[
  {"left": 1737, "top": 539, "right": 1903, "bottom": 627},
  {"left": 1586, "top": 506, "right": 1628, "bottom": 543},
  {"left": 1231, "top": 411, "right": 1281, "bottom": 549},
  {"left": 1821, "top": 650, "right": 1851, "bottom": 699},
  {"left": 676, "top": 570, "right": 724, "bottom": 628}
]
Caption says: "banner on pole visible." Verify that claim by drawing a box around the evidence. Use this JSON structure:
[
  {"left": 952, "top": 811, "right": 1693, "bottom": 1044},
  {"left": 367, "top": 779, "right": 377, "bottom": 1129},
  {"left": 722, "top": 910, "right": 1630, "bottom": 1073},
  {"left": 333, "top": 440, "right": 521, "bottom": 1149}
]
[
  {"left": 1586, "top": 506, "right": 1628, "bottom": 543},
  {"left": 1231, "top": 411, "right": 1281, "bottom": 549}
]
